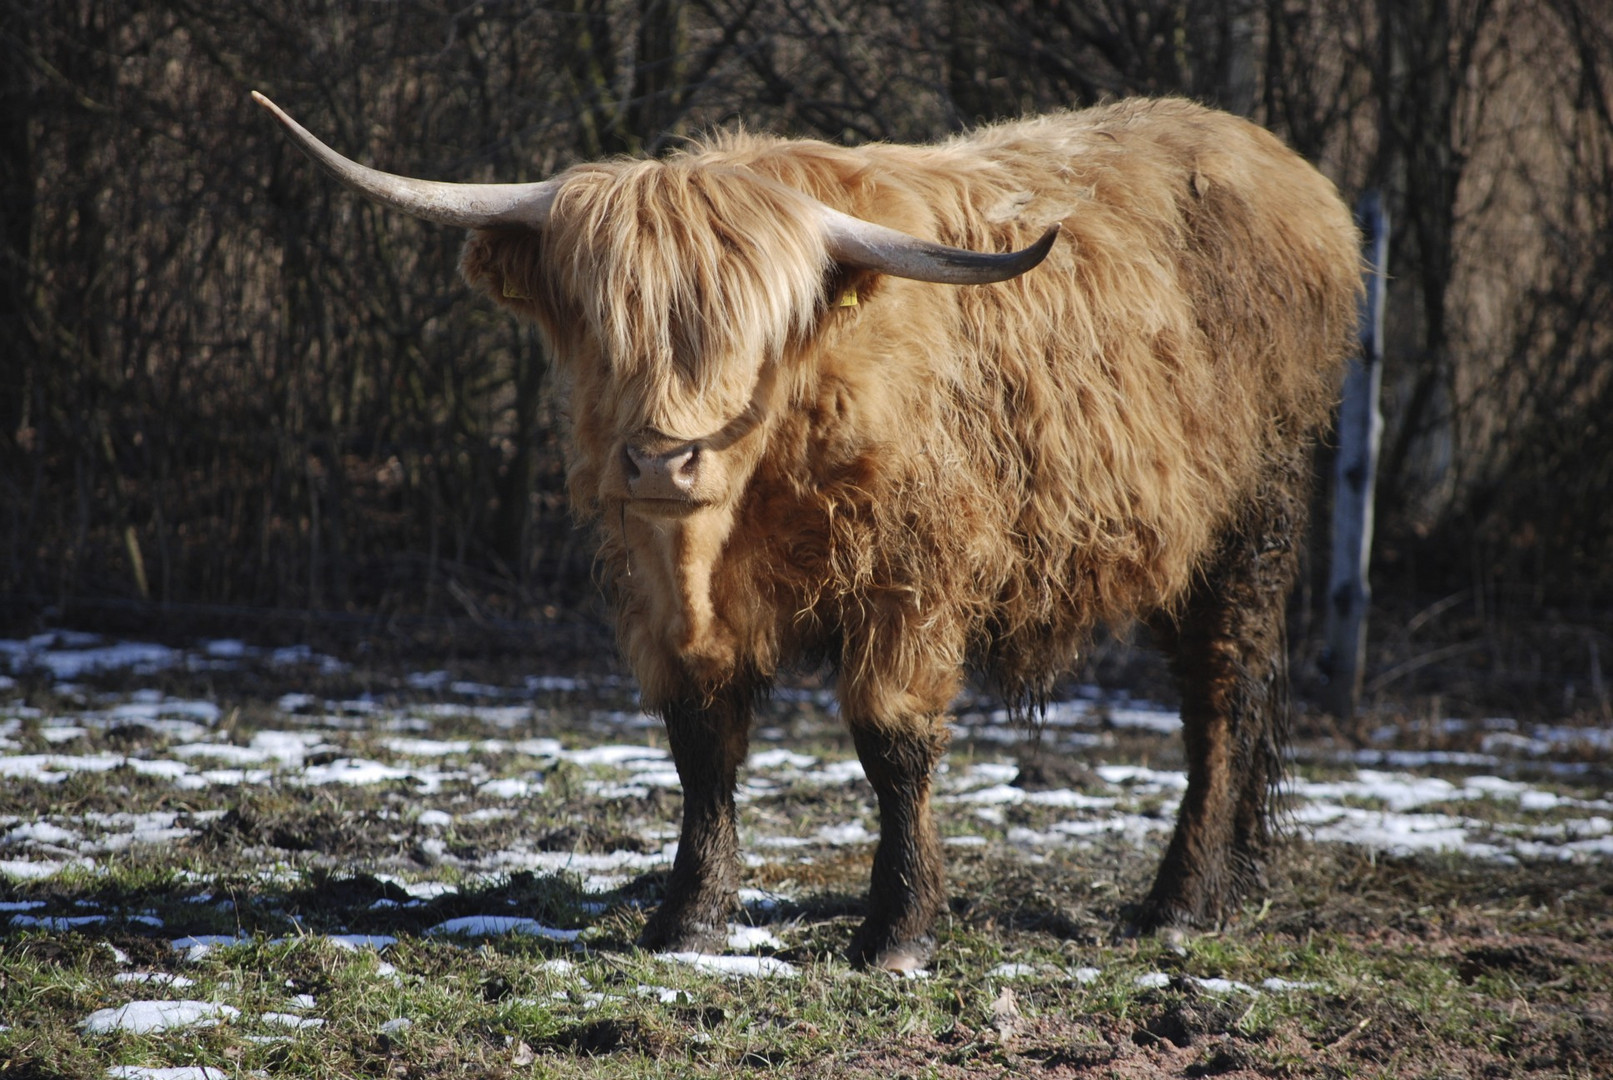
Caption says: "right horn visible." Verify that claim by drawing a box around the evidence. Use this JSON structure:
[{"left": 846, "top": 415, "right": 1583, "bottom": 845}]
[
  {"left": 820, "top": 207, "right": 1059, "bottom": 285},
  {"left": 251, "top": 91, "right": 558, "bottom": 229}
]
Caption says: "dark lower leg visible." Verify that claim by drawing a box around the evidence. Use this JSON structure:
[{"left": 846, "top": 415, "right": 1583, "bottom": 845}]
[
  {"left": 1139, "top": 657, "right": 1253, "bottom": 930},
  {"left": 639, "top": 687, "right": 752, "bottom": 951},
  {"left": 848, "top": 720, "right": 949, "bottom": 970},
  {"left": 1140, "top": 457, "right": 1305, "bottom": 931}
]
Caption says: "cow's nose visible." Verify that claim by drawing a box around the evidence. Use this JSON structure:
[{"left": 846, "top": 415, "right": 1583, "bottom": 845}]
[{"left": 623, "top": 441, "right": 702, "bottom": 499}]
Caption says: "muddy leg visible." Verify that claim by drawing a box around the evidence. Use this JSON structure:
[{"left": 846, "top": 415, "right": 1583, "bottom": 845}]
[
  {"left": 1138, "top": 454, "right": 1307, "bottom": 931},
  {"left": 639, "top": 684, "right": 753, "bottom": 951},
  {"left": 846, "top": 718, "right": 951, "bottom": 971}
]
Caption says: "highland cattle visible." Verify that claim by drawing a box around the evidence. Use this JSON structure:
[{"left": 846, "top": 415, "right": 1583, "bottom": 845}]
[{"left": 255, "top": 92, "right": 1359, "bottom": 970}]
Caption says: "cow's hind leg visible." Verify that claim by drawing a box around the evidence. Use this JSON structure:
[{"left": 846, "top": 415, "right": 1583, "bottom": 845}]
[
  {"left": 639, "top": 682, "right": 754, "bottom": 952},
  {"left": 1137, "top": 451, "right": 1307, "bottom": 932}
]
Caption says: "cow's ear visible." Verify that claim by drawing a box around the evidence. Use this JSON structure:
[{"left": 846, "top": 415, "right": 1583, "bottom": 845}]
[
  {"left": 460, "top": 227, "right": 546, "bottom": 316},
  {"left": 821, "top": 265, "right": 882, "bottom": 315}
]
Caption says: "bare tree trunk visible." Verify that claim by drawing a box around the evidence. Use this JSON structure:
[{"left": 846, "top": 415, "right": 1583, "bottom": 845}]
[{"left": 1326, "top": 190, "right": 1389, "bottom": 720}]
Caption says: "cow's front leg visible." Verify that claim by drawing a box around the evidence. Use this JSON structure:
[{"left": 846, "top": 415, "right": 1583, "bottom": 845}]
[
  {"left": 639, "top": 684, "right": 753, "bottom": 952},
  {"left": 846, "top": 715, "right": 951, "bottom": 972}
]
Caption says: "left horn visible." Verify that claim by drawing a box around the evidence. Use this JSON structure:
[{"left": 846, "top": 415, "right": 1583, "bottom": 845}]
[
  {"left": 821, "top": 207, "right": 1059, "bottom": 285},
  {"left": 251, "top": 91, "right": 559, "bottom": 228}
]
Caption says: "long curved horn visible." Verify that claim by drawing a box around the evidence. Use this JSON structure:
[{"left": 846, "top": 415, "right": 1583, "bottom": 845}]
[
  {"left": 821, "top": 207, "right": 1059, "bottom": 285},
  {"left": 251, "top": 91, "right": 558, "bottom": 229}
]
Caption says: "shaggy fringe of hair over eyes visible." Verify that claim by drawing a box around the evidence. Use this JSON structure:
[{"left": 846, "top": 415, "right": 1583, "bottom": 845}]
[{"left": 461, "top": 98, "right": 1361, "bottom": 708}]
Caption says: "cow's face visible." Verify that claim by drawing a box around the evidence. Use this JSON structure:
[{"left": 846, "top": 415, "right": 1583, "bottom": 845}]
[{"left": 462, "top": 162, "right": 831, "bottom": 526}]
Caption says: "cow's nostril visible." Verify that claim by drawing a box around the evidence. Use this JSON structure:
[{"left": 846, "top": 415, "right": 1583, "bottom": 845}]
[
  {"left": 673, "top": 446, "right": 700, "bottom": 480},
  {"left": 623, "top": 445, "right": 643, "bottom": 481}
]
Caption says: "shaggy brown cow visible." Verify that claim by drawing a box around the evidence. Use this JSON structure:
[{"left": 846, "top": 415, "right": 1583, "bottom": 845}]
[{"left": 255, "top": 93, "right": 1360, "bottom": 971}]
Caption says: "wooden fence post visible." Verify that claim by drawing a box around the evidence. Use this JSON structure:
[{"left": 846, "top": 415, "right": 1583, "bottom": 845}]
[{"left": 1325, "top": 190, "right": 1389, "bottom": 719}]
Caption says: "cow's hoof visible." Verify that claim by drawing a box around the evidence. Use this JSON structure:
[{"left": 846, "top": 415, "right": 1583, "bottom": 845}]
[
  {"left": 638, "top": 910, "right": 727, "bottom": 954},
  {"left": 850, "top": 934, "right": 935, "bottom": 973},
  {"left": 1154, "top": 925, "right": 1190, "bottom": 955},
  {"left": 1125, "top": 898, "right": 1196, "bottom": 938}
]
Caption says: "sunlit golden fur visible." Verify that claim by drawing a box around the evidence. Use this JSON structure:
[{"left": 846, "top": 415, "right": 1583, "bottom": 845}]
[{"left": 460, "top": 98, "right": 1360, "bottom": 716}]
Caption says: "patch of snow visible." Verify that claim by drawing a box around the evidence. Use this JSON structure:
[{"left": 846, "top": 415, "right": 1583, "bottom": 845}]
[
  {"left": 726, "top": 925, "right": 783, "bottom": 951},
  {"left": 260, "top": 1011, "right": 325, "bottom": 1029},
  {"left": 526, "top": 675, "right": 585, "bottom": 693},
  {"left": 325, "top": 934, "right": 399, "bottom": 950},
  {"left": 82, "top": 1000, "right": 239, "bottom": 1034},
  {"left": 944, "top": 835, "right": 989, "bottom": 847},
  {"left": 411, "top": 703, "right": 532, "bottom": 728},
  {"left": 109, "top": 699, "right": 222, "bottom": 726},
  {"left": 1094, "top": 764, "right": 1190, "bottom": 791},
  {"left": 659, "top": 952, "right": 799, "bottom": 978},
  {"left": 949, "top": 784, "right": 1025, "bottom": 806},
  {"left": 1190, "top": 976, "right": 1258, "bottom": 995},
  {"left": 1106, "top": 706, "right": 1182, "bottom": 733},
  {"left": 988, "top": 962, "right": 1038, "bottom": 979},
  {"left": 815, "top": 821, "right": 876, "bottom": 845},
  {"left": 747, "top": 748, "right": 817, "bottom": 770},
  {"left": 379, "top": 1017, "right": 413, "bottom": 1034},
  {"left": 1027, "top": 789, "right": 1118, "bottom": 809},
  {"left": 267, "top": 645, "right": 346, "bottom": 674},
  {"left": 298, "top": 758, "right": 414, "bottom": 786},
  {"left": 0, "top": 857, "right": 93, "bottom": 880},
  {"left": 385, "top": 737, "right": 499, "bottom": 757},
  {"left": 583, "top": 782, "right": 649, "bottom": 799},
  {"left": 563, "top": 744, "right": 669, "bottom": 767},
  {"left": 959, "top": 762, "right": 1021, "bottom": 787},
  {"left": 12, "top": 641, "right": 179, "bottom": 681},
  {"left": 6, "top": 820, "right": 83, "bottom": 846},
  {"left": 478, "top": 777, "right": 539, "bottom": 799},
  {"left": 798, "top": 759, "right": 866, "bottom": 785},
  {"left": 170, "top": 934, "right": 248, "bottom": 962},
  {"left": 0, "top": 753, "right": 126, "bottom": 783},
  {"left": 107, "top": 1068, "right": 233, "bottom": 1080}
]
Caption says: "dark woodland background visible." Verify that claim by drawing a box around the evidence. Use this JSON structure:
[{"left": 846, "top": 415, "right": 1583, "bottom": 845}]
[{"left": 1, "top": 1, "right": 1610, "bottom": 712}]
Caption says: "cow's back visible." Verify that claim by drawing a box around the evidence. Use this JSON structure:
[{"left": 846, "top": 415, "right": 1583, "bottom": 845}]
[{"left": 728, "top": 100, "right": 1358, "bottom": 696}]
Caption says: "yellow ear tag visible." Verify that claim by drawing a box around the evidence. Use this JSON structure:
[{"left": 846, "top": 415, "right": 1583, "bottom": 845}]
[
  {"left": 836, "top": 287, "right": 858, "bottom": 308},
  {"left": 503, "top": 277, "right": 531, "bottom": 300}
]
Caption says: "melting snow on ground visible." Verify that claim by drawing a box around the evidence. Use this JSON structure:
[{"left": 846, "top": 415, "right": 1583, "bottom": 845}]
[
  {"left": 1, "top": 630, "right": 1610, "bottom": 1066},
  {"left": 0, "top": 634, "right": 1609, "bottom": 879},
  {"left": 81, "top": 1000, "right": 239, "bottom": 1035}
]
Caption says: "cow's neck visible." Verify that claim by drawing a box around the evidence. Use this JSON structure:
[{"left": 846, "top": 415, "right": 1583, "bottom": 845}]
[{"left": 621, "top": 502, "right": 742, "bottom": 698}]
